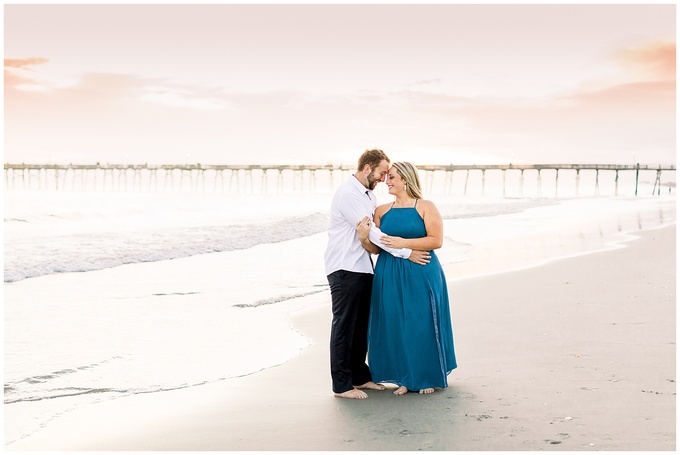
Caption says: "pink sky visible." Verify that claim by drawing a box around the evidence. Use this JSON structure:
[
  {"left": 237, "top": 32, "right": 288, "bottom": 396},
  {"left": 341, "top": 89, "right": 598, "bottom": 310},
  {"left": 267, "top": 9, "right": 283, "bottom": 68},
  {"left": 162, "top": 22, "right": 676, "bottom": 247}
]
[{"left": 3, "top": 4, "right": 676, "bottom": 165}]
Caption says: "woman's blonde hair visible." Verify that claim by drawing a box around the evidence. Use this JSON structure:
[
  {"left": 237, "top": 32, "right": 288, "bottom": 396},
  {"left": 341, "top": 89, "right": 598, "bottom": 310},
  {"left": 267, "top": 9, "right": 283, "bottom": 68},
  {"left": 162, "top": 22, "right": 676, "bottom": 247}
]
[{"left": 392, "top": 161, "right": 423, "bottom": 199}]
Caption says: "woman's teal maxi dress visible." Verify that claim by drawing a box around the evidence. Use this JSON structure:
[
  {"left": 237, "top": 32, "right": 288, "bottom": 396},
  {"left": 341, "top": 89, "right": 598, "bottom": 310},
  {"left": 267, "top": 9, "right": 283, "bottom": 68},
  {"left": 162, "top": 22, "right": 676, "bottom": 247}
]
[{"left": 368, "top": 202, "right": 457, "bottom": 391}]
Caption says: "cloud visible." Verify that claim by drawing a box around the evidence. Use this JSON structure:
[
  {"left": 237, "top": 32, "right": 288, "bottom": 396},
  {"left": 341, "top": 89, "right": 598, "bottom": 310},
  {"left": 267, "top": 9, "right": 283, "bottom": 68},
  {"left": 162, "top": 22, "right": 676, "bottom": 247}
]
[
  {"left": 613, "top": 40, "right": 676, "bottom": 81},
  {"left": 62, "top": 73, "right": 234, "bottom": 111},
  {"left": 137, "top": 84, "right": 232, "bottom": 111},
  {"left": 405, "top": 78, "right": 442, "bottom": 87},
  {"left": 6, "top": 62, "right": 234, "bottom": 112},
  {"left": 4, "top": 69, "right": 32, "bottom": 89},
  {"left": 563, "top": 80, "right": 674, "bottom": 110},
  {"left": 4, "top": 57, "right": 49, "bottom": 69},
  {"left": 4, "top": 36, "right": 675, "bottom": 165},
  {"left": 4, "top": 57, "right": 51, "bottom": 91},
  {"left": 322, "top": 40, "right": 675, "bottom": 163}
]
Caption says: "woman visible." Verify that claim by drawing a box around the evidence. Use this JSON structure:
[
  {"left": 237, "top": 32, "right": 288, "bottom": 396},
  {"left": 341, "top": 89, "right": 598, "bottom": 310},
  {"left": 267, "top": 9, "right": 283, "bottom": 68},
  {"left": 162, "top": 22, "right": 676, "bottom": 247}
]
[{"left": 357, "top": 162, "right": 457, "bottom": 395}]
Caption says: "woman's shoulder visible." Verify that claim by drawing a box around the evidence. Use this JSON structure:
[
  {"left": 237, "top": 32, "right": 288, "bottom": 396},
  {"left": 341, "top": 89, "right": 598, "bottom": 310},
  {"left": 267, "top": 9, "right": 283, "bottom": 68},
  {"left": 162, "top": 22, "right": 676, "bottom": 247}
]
[
  {"left": 417, "top": 199, "right": 438, "bottom": 209},
  {"left": 417, "top": 199, "right": 442, "bottom": 217},
  {"left": 375, "top": 202, "right": 392, "bottom": 215}
]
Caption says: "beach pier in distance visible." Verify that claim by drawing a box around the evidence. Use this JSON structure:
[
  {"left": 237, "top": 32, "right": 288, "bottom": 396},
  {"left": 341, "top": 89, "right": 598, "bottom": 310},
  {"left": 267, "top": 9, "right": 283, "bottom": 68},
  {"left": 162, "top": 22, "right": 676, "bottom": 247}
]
[{"left": 4, "top": 163, "right": 676, "bottom": 197}]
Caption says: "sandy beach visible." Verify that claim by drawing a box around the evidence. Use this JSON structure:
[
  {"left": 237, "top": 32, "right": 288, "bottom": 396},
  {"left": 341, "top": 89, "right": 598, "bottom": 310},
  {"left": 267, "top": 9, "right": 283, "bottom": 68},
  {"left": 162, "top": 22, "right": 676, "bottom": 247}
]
[{"left": 6, "top": 225, "right": 675, "bottom": 451}]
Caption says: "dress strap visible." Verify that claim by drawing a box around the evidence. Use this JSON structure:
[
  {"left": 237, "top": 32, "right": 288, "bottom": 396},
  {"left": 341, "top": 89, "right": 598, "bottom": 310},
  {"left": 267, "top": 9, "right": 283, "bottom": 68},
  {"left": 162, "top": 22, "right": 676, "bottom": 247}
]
[{"left": 414, "top": 199, "right": 419, "bottom": 208}]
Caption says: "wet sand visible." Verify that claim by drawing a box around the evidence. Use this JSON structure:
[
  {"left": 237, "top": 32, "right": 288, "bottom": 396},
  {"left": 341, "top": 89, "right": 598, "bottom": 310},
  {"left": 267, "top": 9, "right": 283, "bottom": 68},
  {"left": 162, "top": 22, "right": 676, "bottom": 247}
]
[{"left": 6, "top": 226, "right": 675, "bottom": 451}]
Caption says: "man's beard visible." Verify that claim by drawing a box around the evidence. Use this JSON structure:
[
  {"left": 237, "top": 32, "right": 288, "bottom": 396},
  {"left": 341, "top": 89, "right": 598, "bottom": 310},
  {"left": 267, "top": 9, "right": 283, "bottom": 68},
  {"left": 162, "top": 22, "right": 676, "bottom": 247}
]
[{"left": 367, "top": 174, "right": 379, "bottom": 190}]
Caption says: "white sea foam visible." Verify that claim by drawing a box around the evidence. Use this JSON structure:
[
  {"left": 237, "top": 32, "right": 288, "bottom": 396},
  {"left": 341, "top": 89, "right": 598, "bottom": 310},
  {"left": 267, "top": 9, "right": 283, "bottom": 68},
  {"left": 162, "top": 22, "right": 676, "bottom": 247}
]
[{"left": 3, "top": 190, "right": 560, "bottom": 283}]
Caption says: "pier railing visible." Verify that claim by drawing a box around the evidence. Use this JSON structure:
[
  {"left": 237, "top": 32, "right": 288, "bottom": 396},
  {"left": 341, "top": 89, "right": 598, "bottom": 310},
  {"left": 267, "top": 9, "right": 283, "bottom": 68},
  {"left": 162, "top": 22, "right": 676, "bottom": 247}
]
[{"left": 4, "top": 163, "right": 676, "bottom": 197}]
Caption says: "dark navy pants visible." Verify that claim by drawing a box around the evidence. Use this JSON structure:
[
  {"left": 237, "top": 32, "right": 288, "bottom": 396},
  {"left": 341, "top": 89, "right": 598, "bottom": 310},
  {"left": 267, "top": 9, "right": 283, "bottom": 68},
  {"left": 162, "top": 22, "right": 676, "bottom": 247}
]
[{"left": 327, "top": 270, "right": 374, "bottom": 393}]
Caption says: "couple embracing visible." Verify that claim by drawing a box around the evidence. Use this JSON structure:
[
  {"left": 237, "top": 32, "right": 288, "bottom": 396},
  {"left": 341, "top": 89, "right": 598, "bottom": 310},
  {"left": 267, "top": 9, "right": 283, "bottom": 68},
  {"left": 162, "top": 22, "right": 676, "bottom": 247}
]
[{"left": 324, "top": 148, "right": 457, "bottom": 399}]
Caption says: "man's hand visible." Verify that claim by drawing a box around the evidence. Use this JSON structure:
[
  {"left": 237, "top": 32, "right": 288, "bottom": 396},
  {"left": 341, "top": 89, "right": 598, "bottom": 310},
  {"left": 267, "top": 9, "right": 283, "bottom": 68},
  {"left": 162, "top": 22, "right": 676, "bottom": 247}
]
[
  {"left": 408, "top": 249, "right": 431, "bottom": 265},
  {"left": 356, "top": 216, "right": 380, "bottom": 254},
  {"left": 356, "top": 216, "right": 372, "bottom": 241}
]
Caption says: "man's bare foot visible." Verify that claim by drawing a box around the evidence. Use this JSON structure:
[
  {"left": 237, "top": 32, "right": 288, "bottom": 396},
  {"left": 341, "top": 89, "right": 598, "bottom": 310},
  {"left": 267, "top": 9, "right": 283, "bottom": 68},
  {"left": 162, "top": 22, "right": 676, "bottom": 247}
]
[
  {"left": 334, "top": 388, "right": 368, "bottom": 399},
  {"left": 419, "top": 388, "right": 435, "bottom": 394},
  {"left": 356, "top": 381, "right": 386, "bottom": 391},
  {"left": 393, "top": 386, "right": 409, "bottom": 395}
]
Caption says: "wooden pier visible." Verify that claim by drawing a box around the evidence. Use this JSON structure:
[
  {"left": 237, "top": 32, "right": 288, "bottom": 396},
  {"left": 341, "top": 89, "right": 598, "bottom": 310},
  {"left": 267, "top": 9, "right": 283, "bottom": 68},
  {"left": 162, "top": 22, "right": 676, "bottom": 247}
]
[{"left": 3, "top": 163, "right": 676, "bottom": 197}]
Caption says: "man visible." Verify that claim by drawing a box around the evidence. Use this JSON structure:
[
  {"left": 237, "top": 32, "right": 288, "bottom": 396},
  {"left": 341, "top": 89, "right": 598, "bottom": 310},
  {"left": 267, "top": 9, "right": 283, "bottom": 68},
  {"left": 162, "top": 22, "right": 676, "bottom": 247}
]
[{"left": 324, "top": 148, "right": 431, "bottom": 399}]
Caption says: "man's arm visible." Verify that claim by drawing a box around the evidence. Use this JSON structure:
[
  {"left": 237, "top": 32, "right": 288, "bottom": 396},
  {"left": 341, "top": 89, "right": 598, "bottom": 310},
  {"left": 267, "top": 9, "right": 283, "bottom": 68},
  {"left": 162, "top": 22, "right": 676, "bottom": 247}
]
[
  {"left": 338, "top": 193, "right": 411, "bottom": 258},
  {"left": 355, "top": 215, "right": 411, "bottom": 258},
  {"left": 367, "top": 224, "right": 412, "bottom": 258},
  {"left": 358, "top": 227, "right": 381, "bottom": 255},
  {"left": 357, "top": 218, "right": 430, "bottom": 265},
  {"left": 362, "top": 222, "right": 431, "bottom": 265}
]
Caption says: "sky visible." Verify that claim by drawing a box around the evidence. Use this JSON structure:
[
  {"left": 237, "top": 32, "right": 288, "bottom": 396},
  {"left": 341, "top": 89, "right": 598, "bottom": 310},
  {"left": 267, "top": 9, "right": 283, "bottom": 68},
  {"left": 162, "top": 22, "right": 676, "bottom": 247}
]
[{"left": 3, "top": 3, "right": 676, "bottom": 166}]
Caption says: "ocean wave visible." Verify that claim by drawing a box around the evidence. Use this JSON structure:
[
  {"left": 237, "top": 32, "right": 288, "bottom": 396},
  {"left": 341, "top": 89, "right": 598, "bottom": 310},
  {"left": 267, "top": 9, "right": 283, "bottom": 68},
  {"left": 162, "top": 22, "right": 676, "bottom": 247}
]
[
  {"left": 4, "top": 212, "right": 330, "bottom": 283},
  {"left": 438, "top": 198, "right": 558, "bottom": 220},
  {"left": 234, "top": 287, "right": 328, "bottom": 308}
]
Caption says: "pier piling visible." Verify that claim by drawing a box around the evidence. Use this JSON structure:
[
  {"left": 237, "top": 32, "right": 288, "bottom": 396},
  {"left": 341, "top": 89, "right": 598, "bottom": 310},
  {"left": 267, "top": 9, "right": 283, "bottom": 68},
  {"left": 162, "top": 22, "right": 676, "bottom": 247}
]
[{"left": 4, "top": 163, "right": 675, "bottom": 197}]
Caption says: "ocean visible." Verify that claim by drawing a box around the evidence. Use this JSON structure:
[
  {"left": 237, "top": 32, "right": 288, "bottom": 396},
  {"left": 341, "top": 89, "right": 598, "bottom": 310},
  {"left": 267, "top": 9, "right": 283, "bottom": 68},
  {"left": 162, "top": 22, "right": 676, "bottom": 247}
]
[{"left": 3, "top": 167, "right": 676, "bottom": 445}]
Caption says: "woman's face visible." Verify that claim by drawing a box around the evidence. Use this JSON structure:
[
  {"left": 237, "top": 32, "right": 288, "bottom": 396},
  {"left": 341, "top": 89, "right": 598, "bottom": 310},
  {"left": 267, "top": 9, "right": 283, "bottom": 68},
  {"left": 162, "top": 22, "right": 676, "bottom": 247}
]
[{"left": 385, "top": 167, "right": 404, "bottom": 195}]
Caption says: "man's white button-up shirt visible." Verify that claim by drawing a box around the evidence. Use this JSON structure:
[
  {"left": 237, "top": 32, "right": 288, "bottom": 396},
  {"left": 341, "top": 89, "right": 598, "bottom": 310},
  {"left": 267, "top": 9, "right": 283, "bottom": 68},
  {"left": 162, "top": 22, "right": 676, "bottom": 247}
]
[{"left": 324, "top": 175, "right": 411, "bottom": 276}]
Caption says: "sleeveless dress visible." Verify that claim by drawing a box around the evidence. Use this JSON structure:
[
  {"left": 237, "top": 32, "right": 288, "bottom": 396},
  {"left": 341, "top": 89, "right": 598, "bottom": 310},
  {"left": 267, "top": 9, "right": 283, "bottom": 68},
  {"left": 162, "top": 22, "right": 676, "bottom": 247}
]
[{"left": 368, "top": 201, "right": 457, "bottom": 391}]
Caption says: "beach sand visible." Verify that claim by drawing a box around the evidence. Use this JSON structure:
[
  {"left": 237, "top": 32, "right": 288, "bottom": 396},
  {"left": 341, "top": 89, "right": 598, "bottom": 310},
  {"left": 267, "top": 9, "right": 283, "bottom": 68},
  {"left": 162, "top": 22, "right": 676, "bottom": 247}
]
[{"left": 6, "top": 226, "right": 675, "bottom": 451}]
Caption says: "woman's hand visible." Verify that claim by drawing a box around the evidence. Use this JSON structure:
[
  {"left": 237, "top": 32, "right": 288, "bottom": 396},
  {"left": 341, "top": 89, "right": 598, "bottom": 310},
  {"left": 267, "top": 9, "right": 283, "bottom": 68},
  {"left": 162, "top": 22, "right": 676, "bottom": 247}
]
[
  {"left": 356, "top": 216, "right": 372, "bottom": 241},
  {"left": 380, "top": 235, "right": 406, "bottom": 249}
]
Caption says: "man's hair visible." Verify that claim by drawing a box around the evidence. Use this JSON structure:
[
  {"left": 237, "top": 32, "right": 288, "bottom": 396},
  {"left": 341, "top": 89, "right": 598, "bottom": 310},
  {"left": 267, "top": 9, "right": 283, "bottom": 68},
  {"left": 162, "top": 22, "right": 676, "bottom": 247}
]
[{"left": 357, "top": 148, "right": 390, "bottom": 172}]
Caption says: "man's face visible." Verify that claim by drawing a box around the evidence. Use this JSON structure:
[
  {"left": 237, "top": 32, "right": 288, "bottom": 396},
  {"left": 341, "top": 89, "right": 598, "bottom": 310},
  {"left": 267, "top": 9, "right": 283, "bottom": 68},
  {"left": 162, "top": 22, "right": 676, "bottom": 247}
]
[{"left": 367, "top": 160, "right": 389, "bottom": 190}]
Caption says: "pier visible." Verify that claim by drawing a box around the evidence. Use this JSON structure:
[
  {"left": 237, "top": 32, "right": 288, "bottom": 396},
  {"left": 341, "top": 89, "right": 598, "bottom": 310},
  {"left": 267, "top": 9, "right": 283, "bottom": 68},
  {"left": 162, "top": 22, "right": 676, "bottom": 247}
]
[{"left": 3, "top": 163, "right": 676, "bottom": 197}]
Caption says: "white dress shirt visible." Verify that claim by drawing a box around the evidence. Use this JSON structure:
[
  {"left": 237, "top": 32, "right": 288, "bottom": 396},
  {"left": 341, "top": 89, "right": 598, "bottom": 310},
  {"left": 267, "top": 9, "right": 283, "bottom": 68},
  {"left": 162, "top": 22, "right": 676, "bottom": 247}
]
[{"left": 324, "top": 175, "right": 412, "bottom": 276}]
